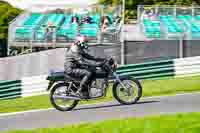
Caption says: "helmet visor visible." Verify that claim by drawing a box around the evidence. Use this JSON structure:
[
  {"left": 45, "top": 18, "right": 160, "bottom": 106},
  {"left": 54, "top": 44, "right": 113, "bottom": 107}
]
[{"left": 80, "top": 42, "right": 88, "bottom": 49}]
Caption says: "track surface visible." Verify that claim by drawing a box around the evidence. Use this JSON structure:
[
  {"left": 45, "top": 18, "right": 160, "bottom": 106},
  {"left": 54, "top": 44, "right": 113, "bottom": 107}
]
[{"left": 0, "top": 93, "right": 200, "bottom": 132}]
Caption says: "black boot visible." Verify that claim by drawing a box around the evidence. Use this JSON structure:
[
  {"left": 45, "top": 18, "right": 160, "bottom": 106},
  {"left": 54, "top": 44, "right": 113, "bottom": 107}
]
[{"left": 76, "top": 75, "right": 90, "bottom": 99}]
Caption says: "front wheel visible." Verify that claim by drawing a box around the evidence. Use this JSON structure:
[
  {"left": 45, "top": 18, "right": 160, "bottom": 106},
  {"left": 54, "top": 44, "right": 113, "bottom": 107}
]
[
  {"left": 113, "top": 78, "right": 142, "bottom": 105},
  {"left": 50, "top": 82, "right": 79, "bottom": 111}
]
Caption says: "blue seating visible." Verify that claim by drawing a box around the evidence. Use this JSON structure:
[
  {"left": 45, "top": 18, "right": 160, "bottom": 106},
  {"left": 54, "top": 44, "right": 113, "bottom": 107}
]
[
  {"left": 91, "top": 14, "right": 101, "bottom": 24},
  {"left": 143, "top": 19, "right": 161, "bottom": 38},
  {"left": 34, "top": 14, "right": 65, "bottom": 41},
  {"left": 57, "top": 23, "right": 78, "bottom": 39},
  {"left": 80, "top": 23, "right": 99, "bottom": 37},
  {"left": 15, "top": 14, "right": 46, "bottom": 40},
  {"left": 142, "top": 14, "right": 200, "bottom": 39},
  {"left": 14, "top": 13, "right": 119, "bottom": 41},
  {"left": 160, "top": 15, "right": 184, "bottom": 34}
]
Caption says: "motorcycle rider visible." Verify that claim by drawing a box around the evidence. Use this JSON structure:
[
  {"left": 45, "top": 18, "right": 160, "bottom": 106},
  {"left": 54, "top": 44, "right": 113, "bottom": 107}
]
[{"left": 64, "top": 36, "right": 106, "bottom": 98}]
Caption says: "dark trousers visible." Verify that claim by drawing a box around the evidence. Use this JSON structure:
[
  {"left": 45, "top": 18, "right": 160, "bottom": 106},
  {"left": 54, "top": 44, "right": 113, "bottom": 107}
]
[{"left": 68, "top": 68, "right": 93, "bottom": 92}]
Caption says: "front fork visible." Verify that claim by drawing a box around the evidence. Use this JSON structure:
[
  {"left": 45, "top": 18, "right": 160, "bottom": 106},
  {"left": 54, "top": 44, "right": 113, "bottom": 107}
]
[
  {"left": 113, "top": 72, "right": 133, "bottom": 96},
  {"left": 113, "top": 72, "right": 129, "bottom": 90}
]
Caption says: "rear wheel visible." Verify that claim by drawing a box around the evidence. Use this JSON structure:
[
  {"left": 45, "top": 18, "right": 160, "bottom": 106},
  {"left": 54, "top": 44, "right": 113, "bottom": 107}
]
[
  {"left": 113, "top": 78, "right": 142, "bottom": 105},
  {"left": 50, "top": 82, "right": 79, "bottom": 111}
]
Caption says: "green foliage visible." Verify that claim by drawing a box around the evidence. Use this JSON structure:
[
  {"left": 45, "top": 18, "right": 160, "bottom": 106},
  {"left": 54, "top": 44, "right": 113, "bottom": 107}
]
[
  {"left": 4, "top": 112, "right": 200, "bottom": 133},
  {"left": 99, "top": 0, "right": 122, "bottom": 6},
  {"left": 0, "top": 1, "right": 21, "bottom": 40},
  {"left": 98, "top": 0, "right": 200, "bottom": 23}
]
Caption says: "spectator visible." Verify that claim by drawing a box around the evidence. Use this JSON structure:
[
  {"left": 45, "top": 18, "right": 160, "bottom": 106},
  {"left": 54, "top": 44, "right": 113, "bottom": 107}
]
[
  {"left": 114, "top": 16, "right": 121, "bottom": 24},
  {"left": 45, "top": 22, "right": 55, "bottom": 42},
  {"left": 148, "top": 9, "right": 157, "bottom": 21},
  {"left": 101, "top": 16, "right": 112, "bottom": 25},
  {"left": 141, "top": 10, "right": 149, "bottom": 22},
  {"left": 71, "top": 16, "right": 79, "bottom": 24},
  {"left": 85, "top": 16, "right": 93, "bottom": 24},
  {"left": 81, "top": 15, "right": 93, "bottom": 24},
  {"left": 101, "top": 16, "right": 112, "bottom": 32}
]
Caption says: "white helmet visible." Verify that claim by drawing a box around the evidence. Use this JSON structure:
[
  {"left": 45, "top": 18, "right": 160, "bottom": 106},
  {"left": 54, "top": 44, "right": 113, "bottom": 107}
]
[{"left": 76, "top": 36, "right": 85, "bottom": 43}]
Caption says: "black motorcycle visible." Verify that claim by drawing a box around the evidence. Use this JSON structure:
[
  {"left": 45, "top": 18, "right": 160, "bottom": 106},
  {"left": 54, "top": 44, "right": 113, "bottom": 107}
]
[{"left": 46, "top": 57, "right": 142, "bottom": 111}]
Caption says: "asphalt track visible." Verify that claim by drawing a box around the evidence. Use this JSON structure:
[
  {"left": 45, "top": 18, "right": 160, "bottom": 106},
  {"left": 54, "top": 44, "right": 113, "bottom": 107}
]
[{"left": 0, "top": 93, "right": 200, "bottom": 132}]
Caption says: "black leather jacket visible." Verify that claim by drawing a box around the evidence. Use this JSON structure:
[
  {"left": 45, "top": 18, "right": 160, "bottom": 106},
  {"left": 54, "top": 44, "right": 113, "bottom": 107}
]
[{"left": 64, "top": 44, "right": 105, "bottom": 72}]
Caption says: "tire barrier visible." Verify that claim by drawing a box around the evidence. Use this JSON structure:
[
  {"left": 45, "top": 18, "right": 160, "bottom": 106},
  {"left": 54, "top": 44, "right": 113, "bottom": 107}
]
[{"left": 0, "top": 80, "right": 21, "bottom": 100}]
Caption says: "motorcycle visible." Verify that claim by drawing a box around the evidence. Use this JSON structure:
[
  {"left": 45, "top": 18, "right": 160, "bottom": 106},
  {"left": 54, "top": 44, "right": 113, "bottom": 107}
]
[{"left": 46, "top": 57, "right": 142, "bottom": 111}]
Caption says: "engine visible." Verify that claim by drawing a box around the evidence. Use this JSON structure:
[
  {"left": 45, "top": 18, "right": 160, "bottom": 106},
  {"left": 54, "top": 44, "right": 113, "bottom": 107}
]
[{"left": 89, "top": 79, "right": 108, "bottom": 98}]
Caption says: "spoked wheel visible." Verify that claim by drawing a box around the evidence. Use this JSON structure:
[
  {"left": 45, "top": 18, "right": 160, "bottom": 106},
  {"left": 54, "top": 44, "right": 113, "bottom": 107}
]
[
  {"left": 50, "top": 83, "right": 79, "bottom": 111},
  {"left": 113, "top": 78, "right": 142, "bottom": 105}
]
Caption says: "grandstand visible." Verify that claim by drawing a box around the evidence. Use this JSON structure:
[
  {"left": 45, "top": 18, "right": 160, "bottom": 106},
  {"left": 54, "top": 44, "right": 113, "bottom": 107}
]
[
  {"left": 8, "top": 4, "right": 123, "bottom": 55},
  {"left": 139, "top": 5, "right": 200, "bottom": 40}
]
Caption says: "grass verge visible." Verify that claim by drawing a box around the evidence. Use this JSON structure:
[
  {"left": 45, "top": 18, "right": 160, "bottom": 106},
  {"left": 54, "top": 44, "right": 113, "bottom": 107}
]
[
  {"left": 4, "top": 112, "right": 200, "bottom": 133},
  {"left": 1, "top": 76, "right": 200, "bottom": 113}
]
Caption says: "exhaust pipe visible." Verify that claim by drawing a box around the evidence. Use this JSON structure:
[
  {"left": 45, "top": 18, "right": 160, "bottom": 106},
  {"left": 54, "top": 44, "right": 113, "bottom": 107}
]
[{"left": 53, "top": 95, "right": 81, "bottom": 100}]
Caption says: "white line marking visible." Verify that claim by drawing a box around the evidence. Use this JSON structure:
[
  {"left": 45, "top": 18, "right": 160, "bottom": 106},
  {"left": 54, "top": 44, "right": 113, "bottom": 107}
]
[
  {"left": 141, "top": 91, "right": 200, "bottom": 100},
  {"left": 0, "top": 92, "right": 200, "bottom": 117},
  {"left": 0, "top": 108, "right": 54, "bottom": 117}
]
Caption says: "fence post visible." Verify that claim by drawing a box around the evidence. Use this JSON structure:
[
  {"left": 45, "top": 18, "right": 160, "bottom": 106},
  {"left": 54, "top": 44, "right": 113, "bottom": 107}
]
[
  {"left": 174, "top": 5, "right": 176, "bottom": 17},
  {"left": 121, "top": 41, "right": 125, "bottom": 65},
  {"left": 121, "top": 0, "right": 125, "bottom": 65},
  {"left": 137, "top": 5, "right": 143, "bottom": 24},
  {"left": 120, "top": 27, "right": 125, "bottom": 65},
  {"left": 179, "top": 37, "right": 183, "bottom": 58},
  {"left": 192, "top": 5, "right": 194, "bottom": 17},
  {"left": 179, "top": 33, "right": 186, "bottom": 58}
]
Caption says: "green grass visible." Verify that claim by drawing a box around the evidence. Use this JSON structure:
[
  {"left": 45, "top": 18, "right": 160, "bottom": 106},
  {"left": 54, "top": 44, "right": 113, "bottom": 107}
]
[
  {"left": 142, "top": 75, "right": 200, "bottom": 97},
  {"left": 4, "top": 112, "right": 200, "bottom": 133},
  {"left": 1, "top": 76, "right": 200, "bottom": 113}
]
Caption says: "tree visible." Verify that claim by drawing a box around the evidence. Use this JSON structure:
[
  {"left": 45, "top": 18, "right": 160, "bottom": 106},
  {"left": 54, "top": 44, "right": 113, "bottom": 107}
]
[
  {"left": 98, "top": 0, "right": 199, "bottom": 23},
  {"left": 0, "top": 1, "right": 21, "bottom": 56}
]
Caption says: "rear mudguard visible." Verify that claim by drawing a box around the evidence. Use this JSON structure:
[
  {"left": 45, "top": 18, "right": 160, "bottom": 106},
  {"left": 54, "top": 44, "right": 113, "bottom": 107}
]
[
  {"left": 46, "top": 70, "right": 65, "bottom": 91},
  {"left": 46, "top": 80, "right": 55, "bottom": 91}
]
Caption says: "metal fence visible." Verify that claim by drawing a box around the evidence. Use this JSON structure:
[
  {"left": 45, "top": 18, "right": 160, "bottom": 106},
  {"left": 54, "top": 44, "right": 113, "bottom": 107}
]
[
  {"left": 2, "top": 40, "right": 200, "bottom": 80},
  {"left": 137, "top": 5, "right": 200, "bottom": 40},
  {"left": 137, "top": 5, "right": 200, "bottom": 23},
  {"left": 8, "top": 4, "right": 124, "bottom": 56}
]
